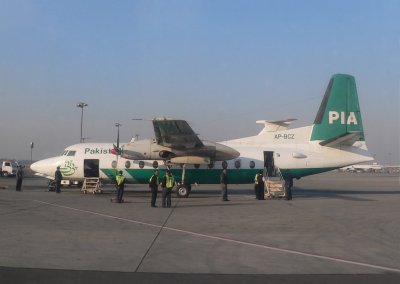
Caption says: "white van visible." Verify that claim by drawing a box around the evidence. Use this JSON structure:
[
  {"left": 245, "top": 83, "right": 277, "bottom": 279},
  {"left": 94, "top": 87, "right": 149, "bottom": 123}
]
[{"left": 1, "top": 161, "right": 17, "bottom": 177}]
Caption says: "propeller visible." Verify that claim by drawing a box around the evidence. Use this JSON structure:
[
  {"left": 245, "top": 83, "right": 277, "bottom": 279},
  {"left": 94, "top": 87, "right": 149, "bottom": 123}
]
[{"left": 112, "top": 123, "right": 122, "bottom": 155}]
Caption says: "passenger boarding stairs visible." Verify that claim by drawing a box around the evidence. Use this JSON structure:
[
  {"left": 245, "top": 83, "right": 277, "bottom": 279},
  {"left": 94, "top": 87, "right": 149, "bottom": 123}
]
[
  {"left": 265, "top": 168, "right": 285, "bottom": 198},
  {"left": 81, "top": 178, "right": 102, "bottom": 194}
]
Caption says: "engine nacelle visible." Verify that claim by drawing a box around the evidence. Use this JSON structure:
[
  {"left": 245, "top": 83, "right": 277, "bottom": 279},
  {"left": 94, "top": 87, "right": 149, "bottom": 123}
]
[{"left": 170, "top": 156, "right": 210, "bottom": 164}]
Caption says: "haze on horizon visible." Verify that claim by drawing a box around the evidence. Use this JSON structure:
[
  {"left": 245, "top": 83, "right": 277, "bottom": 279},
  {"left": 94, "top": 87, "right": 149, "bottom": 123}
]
[{"left": 0, "top": 0, "right": 399, "bottom": 165}]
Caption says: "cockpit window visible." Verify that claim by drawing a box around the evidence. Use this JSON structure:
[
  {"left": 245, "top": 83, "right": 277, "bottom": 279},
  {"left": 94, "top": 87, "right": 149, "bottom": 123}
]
[
  {"left": 67, "top": 151, "right": 76, "bottom": 156},
  {"left": 63, "top": 150, "right": 68, "bottom": 156}
]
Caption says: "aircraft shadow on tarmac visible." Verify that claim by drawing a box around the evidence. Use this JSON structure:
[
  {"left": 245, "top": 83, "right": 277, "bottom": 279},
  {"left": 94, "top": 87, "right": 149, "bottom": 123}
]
[
  {"left": 55, "top": 186, "right": 400, "bottom": 202},
  {"left": 293, "top": 187, "right": 400, "bottom": 201}
]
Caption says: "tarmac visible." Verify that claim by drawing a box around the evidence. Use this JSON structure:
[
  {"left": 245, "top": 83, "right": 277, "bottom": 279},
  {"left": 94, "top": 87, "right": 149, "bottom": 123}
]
[{"left": 0, "top": 171, "right": 399, "bottom": 283}]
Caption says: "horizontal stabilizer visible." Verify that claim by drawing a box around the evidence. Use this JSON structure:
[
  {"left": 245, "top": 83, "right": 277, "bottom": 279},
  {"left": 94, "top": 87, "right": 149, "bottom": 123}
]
[
  {"left": 319, "top": 132, "right": 363, "bottom": 147},
  {"left": 257, "top": 119, "right": 297, "bottom": 135}
]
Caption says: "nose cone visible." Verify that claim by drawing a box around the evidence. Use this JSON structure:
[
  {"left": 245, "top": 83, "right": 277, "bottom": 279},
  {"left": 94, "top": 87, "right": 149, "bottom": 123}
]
[
  {"left": 30, "top": 160, "right": 43, "bottom": 173},
  {"left": 215, "top": 143, "right": 240, "bottom": 160},
  {"left": 30, "top": 157, "right": 62, "bottom": 177}
]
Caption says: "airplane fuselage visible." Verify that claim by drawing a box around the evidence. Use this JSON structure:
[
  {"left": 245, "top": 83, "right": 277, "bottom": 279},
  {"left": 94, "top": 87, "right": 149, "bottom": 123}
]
[
  {"left": 30, "top": 74, "right": 373, "bottom": 190},
  {"left": 30, "top": 126, "right": 371, "bottom": 185}
]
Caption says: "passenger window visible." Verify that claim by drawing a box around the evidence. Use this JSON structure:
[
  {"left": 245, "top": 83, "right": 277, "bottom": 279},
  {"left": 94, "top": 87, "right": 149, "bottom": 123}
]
[
  {"left": 125, "top": 161, "right": 131, "bottom": 169},
  {"left": 153, "top": 161, "right": 159, "bottom": 168},
  {"left": 194, "top": 164, "right": 200, "bottom": 169},
  {"left": 222, "top": 161, "right": 228, "bottom": 169},
  {"left": 234, "top": 160, "right": 241, "bottom": 169},
  {"left": 139, "top": 161, "right": 145, "bottom": 169},
  {"left": 111, "top": 160, "right": 117, "bottom": 168},
  {"left": 249, "top": 161, "right": 255, "bottom": 169}
]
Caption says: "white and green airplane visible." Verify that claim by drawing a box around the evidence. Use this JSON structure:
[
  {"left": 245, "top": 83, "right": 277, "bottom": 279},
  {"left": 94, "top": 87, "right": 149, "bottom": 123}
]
[{"left": 31, "top": 74, "right": 373, "bottom": 197}]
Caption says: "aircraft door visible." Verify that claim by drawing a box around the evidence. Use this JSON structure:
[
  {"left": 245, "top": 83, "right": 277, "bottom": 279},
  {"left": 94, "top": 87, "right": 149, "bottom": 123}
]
[
  {"left": 264, "top": 151, "right": 275, "bottom": 177},
  {"left": 84, "top": 159, "right": 99, "bottom": 177}
]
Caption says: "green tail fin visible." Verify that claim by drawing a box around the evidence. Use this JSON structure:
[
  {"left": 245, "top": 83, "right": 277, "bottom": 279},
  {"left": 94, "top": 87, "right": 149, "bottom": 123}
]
[{"left": 310, "top": 74, "right": 364, "bottom": 141}]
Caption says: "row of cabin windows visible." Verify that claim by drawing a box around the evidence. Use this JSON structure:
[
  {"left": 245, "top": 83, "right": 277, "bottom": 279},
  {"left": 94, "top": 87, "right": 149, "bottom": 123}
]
[{"left": 111, "top": 160, "right": 257, "bottom": 169}]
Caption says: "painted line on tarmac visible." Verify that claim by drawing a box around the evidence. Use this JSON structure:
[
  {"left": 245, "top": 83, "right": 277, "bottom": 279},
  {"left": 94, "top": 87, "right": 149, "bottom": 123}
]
[{"left": 33, "top": 199, "right": 400, "bottom": 274}]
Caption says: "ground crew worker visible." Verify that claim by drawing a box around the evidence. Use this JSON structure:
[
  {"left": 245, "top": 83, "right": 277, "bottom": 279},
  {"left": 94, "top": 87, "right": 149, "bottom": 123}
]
[
  {"left": 16, "top": 165, "right": 24, "bottom": 191},
  {"left": 254, "top": 173, "right": 258, "bottom": 198},
  {"left": 284, "top": 174, "right": 293, "bottom": 200},
  {"left": 255, "top": 170, "right": 265, "bottom": 200},
  {"left": 54, "top": 166, "right": 62, "bottom": 193},
  {"left": 149, "top": 169, "right": 159, "bottom": 207},
  {"left": 115, "top": 171, "right": 126, "bottom": 203},
  {"left": 161, "top": 170, "right": 175, "bottom": 208},
  {"left": 220, "top": 168, "right": 229, "bottom": 201}
]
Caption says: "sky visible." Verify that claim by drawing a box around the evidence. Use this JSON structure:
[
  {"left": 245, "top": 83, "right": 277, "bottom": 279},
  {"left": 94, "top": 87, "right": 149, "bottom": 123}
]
[{"left": 0, "top": 0, "right": 399, "bottom": 165}]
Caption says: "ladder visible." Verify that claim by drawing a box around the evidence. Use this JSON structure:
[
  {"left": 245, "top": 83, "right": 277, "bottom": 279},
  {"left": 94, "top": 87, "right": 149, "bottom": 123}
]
[
  {"left": 265, "top": 168, "right": 285, "bottom": 198},
  {"left": 81, "top": 178, "right": 102, "bottom": 194}
]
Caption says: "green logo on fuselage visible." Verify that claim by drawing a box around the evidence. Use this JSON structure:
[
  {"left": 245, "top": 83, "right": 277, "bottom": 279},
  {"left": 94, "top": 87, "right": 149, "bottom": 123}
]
[{"left": 61, "top": 160, "right": 78, "bottom": 176}]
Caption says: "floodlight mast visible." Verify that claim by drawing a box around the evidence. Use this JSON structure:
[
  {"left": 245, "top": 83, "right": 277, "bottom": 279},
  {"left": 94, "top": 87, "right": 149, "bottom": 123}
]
[{"left": 77, "top": 102, "right": 88, "bottom": 143}]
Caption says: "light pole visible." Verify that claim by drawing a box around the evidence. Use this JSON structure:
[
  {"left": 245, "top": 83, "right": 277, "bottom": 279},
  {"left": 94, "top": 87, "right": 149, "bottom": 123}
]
[
  {"left": 30, "top": 142, "right": 34, "bottom": 163},
  {"left": 76, "top": 102, "right": 88, "bottom": 143}
]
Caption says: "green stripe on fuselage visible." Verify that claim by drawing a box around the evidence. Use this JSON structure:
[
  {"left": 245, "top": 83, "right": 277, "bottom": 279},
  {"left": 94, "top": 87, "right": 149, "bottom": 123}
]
[
  {"left": 102, "top": 168, "right": 258, "bottom": 184},
  {"left": 101, "top": 167, "right": 338, "bottom": 184}
]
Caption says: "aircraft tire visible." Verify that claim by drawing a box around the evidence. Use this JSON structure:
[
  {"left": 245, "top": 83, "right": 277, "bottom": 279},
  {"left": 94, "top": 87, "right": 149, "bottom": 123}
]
[{"left": 176, "top": 184, "right": 191, "bottom": 198}]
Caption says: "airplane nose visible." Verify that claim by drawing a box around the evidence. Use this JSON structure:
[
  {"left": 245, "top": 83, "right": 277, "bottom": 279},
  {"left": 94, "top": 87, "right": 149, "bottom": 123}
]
[
  {"left": 30, "top": 161, "right": 43, "bottom": 173},
  {"left": 30, "top": 158, "right": 59, "bottom": 176}
]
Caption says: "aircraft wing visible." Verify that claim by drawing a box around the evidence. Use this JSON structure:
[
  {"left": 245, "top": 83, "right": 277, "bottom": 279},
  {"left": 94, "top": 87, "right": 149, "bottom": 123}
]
[
  {"left": 152, "top": 119, "right": 204, "bottom": 149},
  {"left": 319, "top": 132, "right": 363, "bottom": 147}
]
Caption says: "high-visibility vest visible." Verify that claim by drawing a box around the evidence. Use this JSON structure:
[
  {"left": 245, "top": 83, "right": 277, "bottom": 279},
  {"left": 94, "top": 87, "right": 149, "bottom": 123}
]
[
  {"left": 116, "top": 175, "right": 125, "bottom": 186},
  {"left": 255, "top": 174, "right": 263, "bottom": 185},
  {"left": 149, "top": 175, "right": 159, "bottom": 185},
  {"left": 166, "top": 175, "right": 175, "bottom": 188}
]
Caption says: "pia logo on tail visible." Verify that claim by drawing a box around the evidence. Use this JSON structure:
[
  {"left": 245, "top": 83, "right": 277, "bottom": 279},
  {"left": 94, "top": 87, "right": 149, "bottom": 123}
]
[{"left": 329, "top": 111, "right": 358, "bottom": 125}]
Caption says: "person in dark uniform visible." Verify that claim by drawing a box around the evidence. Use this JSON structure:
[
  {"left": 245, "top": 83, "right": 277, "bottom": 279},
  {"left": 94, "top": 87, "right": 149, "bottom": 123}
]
[
  {"left": 255, "top": 170, "right": 265, "bottom": 200},
  {"left": 161, "top": 170, "right": 175, "bottom": 208},
  {"left": 149, "top": 169, "right": 159, "bottom": 207},
  {"left": 16, "top": 165, "right": 24, "bottom": 191},
  {"left": 284, "top": 173, "right": 293, "bottom": 200},
  {"left": 220, "top": 169, "right": 229, "bottom": 201},
  {"left": 115, "top": 170, "right": 126, "bottom": 203},
  {"left": 253, "top": 173, "right": 258, "bottom": 199},
  {"left": 54, "top": 166, "right": 62, "bottom": 193}
]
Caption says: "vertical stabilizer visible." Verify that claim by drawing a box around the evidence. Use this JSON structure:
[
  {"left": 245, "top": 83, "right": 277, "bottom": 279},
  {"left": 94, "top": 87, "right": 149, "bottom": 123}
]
[{"left": 310, "top": 74, "right": 364, "bottom": 142}]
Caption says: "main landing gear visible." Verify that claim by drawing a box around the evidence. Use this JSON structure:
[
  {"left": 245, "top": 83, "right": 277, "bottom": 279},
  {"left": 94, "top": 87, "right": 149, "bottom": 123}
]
[{"left": 176, "top": 164, "right": 191, "bottom": 198}]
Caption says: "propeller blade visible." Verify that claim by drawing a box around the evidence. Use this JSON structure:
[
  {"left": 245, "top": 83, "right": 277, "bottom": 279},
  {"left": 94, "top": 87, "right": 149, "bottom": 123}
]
[
  {"left": 112, "top": 144, "right": 121, "bottom": 155},
  {"left": 115, "top": 123, "right": 122, "bottom": 154}
]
